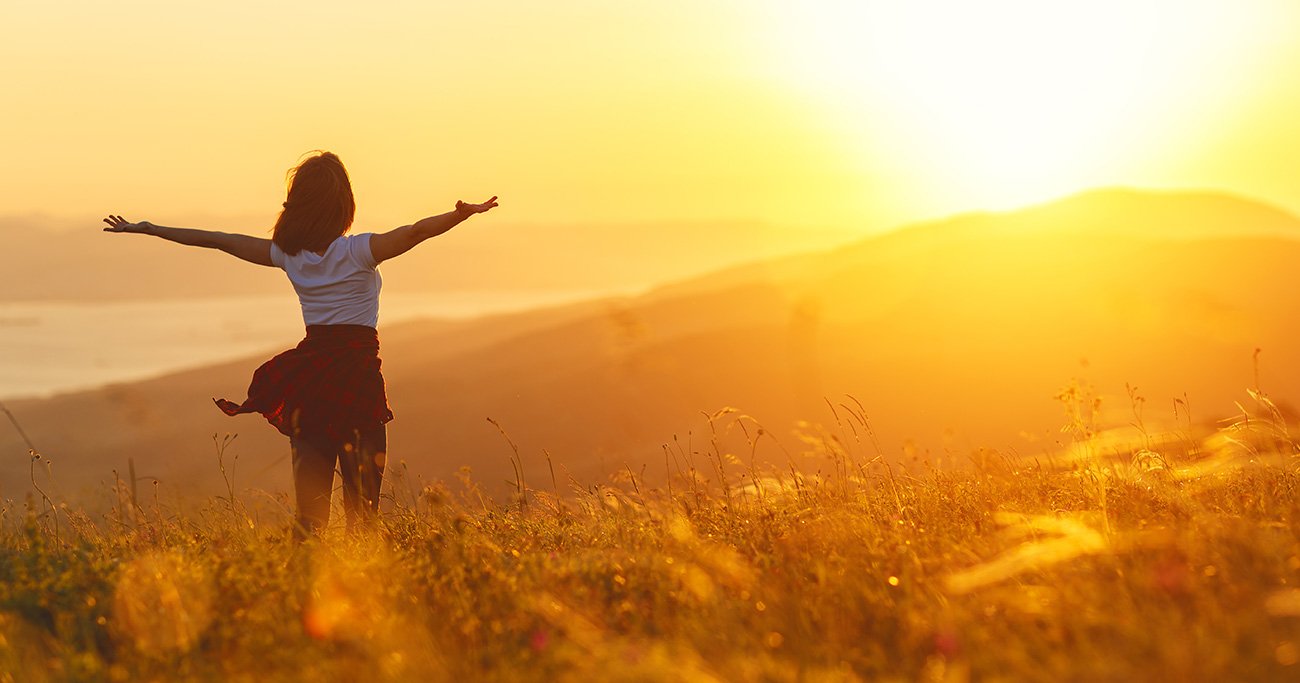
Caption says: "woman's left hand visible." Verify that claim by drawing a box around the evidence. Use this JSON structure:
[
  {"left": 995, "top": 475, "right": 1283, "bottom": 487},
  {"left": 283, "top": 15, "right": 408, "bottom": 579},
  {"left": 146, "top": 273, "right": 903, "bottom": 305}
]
[{"left": 102, "top": 215, "right": 156, "bottom": 234}]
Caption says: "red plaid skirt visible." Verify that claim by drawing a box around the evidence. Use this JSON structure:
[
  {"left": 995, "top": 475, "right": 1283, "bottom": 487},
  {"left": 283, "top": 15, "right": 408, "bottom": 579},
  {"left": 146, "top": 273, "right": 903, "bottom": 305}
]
[{"left": 214, "top": 325, "right": 394, "bottom": 442}]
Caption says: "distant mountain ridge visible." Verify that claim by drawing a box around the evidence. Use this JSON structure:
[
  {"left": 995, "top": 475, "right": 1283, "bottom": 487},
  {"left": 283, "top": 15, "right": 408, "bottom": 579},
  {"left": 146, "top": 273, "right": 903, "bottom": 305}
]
[
  {"left": 641, "top": 187, "right": 1300, "bottom": 310},
  {"left": 5, "top": 187, "right": 1300, "bottom": 502}
]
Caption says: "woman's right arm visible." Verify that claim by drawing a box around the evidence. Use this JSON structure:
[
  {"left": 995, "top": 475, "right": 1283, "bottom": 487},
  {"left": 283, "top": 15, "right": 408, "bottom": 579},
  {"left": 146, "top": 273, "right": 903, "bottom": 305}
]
[
  {"left": 102, "top": 215, "right": 275, "bottom": 267},
  {"left": 369, "top": 197, "right": 498, "bottom": 264}
]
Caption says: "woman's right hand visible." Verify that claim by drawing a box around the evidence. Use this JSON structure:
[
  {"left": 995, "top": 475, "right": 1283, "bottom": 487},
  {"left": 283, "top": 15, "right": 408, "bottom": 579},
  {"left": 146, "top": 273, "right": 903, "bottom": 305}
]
[
  {"left": 455, "top": 197, "right": 499, "bottom": 216},
  {"left": 102, "top": 215, "right": 155, "bottom": 234}
]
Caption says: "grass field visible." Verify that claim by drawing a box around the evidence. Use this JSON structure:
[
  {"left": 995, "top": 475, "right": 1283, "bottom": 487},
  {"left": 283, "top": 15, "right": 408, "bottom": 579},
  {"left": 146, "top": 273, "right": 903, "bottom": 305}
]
[{"left": 3, "top": 389, "right": 1300, "bottom": 682}]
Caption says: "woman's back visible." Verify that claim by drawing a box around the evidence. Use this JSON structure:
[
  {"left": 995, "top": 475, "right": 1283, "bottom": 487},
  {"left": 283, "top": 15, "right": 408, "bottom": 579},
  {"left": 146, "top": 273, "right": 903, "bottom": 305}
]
[{"left": 272, "top": 233, "right": 381, "bottom": 327}]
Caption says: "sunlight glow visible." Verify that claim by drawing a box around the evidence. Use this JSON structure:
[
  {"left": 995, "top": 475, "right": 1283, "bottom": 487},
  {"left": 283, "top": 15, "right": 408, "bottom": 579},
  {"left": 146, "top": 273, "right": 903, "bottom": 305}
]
[{"left": 765, "top": 0, "right": 1293, "bottom": 210}]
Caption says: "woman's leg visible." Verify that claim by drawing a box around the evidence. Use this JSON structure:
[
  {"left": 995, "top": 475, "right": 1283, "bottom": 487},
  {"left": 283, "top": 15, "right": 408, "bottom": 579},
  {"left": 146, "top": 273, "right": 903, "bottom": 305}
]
[
  {"left": 290, "top": 433, "right": 338, "bottom": 538},
  {"left": 338, "top": 425, "right": 387, "bottom": 531}
]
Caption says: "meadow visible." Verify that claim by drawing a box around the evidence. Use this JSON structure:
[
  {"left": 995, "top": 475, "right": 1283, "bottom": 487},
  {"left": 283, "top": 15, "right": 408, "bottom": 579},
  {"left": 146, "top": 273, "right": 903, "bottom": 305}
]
[{"left": 3, "top": 387, "right": 1300, "bottom": 682}]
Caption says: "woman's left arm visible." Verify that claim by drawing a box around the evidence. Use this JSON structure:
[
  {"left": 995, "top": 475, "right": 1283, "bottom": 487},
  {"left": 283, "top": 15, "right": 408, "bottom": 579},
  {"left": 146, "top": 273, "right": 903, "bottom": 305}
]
[{"left": 102, "top": 215, "right": 274, "bottom": 267}]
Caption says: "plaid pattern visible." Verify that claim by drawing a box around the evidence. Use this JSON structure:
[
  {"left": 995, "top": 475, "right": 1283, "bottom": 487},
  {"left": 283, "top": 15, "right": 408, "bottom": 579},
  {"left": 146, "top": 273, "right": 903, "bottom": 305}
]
[{"left": 214, "top": 324, "right": 394, "bottom": 441}]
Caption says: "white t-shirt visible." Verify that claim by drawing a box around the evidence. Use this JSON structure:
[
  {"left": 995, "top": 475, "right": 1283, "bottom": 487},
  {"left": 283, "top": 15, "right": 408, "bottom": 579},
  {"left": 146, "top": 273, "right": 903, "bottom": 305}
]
[{"left": 270, "top": 233, "right": 382, "bottom": 327}]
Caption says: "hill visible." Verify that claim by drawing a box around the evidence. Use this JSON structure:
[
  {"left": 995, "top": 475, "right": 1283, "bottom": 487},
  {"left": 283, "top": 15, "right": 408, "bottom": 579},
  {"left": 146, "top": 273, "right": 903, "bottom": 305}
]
[{"left": 4, "top": 188, "right": 1300, "bottom": 501}]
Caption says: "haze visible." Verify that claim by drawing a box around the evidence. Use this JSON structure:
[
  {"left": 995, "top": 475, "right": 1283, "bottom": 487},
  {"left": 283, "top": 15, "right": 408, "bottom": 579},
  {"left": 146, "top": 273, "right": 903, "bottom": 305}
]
[
  {"left": 6, "top": 1, "right": 1300, "bottom": 481},
  {"left": 4, "top": 1, "right": 1299, "bottom": 248}
]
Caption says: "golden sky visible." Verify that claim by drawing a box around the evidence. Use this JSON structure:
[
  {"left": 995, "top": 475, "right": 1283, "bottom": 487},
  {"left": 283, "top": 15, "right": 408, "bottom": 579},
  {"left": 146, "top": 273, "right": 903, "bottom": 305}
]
[{"left": 3, "top": 0, "right": 1299, "bottom": 235}]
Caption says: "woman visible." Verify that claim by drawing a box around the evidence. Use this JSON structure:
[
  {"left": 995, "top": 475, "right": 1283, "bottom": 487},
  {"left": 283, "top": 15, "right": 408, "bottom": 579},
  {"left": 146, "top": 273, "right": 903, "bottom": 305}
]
[{"left": 103, "top": 151, "right": 498, "bottom": 537}]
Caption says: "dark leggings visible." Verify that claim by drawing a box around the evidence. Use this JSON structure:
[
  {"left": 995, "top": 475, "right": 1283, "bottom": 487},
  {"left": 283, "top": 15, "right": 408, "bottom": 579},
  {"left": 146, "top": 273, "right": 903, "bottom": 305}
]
[{"left": 290, "top": 425, "right": 387, "bottom": 538}]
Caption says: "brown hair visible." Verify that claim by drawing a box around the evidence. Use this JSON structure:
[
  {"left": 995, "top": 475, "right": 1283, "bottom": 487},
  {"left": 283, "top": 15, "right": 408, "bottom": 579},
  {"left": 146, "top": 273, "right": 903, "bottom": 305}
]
[{"left": 272, "top": 151, "right": 356, "bottom": 256}]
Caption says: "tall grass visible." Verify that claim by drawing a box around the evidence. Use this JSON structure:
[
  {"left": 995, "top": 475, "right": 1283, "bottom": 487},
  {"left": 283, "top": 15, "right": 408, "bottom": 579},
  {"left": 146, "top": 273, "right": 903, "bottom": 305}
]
[{"left": 2, "top": 389, "right": 1300, "bottom": 681}]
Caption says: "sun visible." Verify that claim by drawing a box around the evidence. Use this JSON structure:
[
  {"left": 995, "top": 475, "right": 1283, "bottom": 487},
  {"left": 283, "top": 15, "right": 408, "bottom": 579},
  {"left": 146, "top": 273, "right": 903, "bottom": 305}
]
[{"left": 762, "top": 0, "right": 1287, "bottom": 211}]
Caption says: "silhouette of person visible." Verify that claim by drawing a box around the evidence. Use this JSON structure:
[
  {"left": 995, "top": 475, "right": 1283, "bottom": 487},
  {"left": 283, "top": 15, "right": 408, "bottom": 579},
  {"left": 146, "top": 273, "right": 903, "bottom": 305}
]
[{"left": 103, "top": 151, "right": 498, "bottom": 538}]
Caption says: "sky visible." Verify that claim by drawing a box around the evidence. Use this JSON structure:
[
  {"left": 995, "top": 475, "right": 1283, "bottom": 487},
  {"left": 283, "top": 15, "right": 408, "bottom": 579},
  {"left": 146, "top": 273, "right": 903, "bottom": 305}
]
[{"left": 3, "top": 0, "right": 1300, "bottom": 237}]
